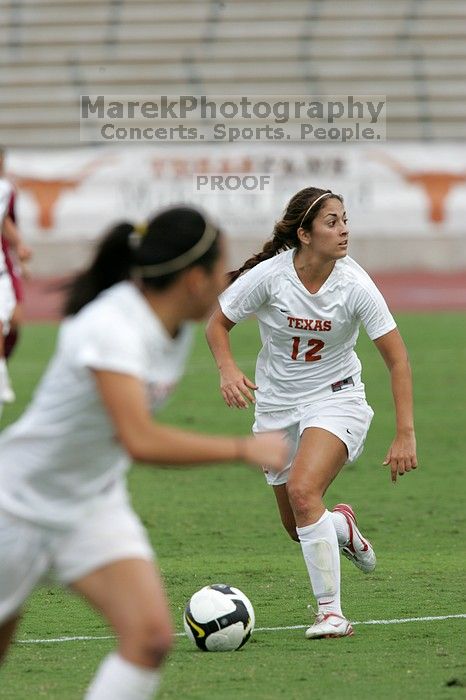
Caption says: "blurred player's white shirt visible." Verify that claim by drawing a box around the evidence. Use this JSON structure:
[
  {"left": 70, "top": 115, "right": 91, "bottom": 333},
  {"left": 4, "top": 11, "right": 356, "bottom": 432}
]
[
  {"left": 0, "top": 178, "right": 13, "bottom": 272},
  {"left": 0, "top": 281, "right": 194, "bottom": 527},
  {"left": 219, "top": 250, "right": 396, "bottom": 411}
]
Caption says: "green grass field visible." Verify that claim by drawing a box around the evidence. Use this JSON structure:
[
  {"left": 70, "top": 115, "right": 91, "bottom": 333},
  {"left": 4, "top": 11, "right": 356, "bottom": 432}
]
[{"left": 1, "top": 314, "right": 465, "bottom": 699}]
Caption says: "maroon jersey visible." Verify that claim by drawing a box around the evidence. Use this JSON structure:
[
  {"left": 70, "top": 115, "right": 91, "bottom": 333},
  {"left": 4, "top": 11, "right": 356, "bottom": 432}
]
[{"left": 1, "top": 188, "right": 23, "bottom": 302}]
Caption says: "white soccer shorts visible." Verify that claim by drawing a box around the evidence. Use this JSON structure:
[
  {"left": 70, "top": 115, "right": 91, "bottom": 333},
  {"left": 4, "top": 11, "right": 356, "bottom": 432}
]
[
  {"left": 0, "top": 499, "right": 154, "bottom": 625},
  {"left": 253, "top": 394, "right": 374, "bottom": 486}
]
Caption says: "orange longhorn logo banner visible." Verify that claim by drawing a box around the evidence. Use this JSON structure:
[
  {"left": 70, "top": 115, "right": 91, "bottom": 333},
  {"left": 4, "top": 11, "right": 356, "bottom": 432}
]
[
  {"left": 375, "top": 153, "right": 466, "bottom": 224},
  {"left": 10, "top": 157, "right": 114, "bottom": 230},
  {"left": 13, "top": 178, "right": 80, "bottom": 229}
]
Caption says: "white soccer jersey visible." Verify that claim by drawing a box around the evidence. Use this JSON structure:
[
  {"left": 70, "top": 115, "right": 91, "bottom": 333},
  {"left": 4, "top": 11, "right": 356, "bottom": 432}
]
[
  {"left": 0, "top": 281, "right": 194, "bottom": 527},
  {"left": 219, "top": 250, "right": 396, "bottom": 411}
]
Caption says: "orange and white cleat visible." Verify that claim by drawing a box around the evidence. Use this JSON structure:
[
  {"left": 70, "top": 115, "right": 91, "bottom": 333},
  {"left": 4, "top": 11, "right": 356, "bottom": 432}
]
[
  {"left": 333, "top": 503, "right": 376, "bottom": 573},
  {"left": 305, "top": 612, "right": 354, "bottom": 639}
]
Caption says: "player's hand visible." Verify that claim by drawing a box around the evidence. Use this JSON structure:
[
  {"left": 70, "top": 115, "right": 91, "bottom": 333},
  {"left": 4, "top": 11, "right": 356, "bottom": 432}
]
[
  {"left": 19, "top": 260, "right": 31, "bottom": 280},
  {"left": 220, "top": 365, "right": 258, "bottom": 409},
  {"left": 383, "top": 430, "right": 418, "bottom": 483},
  {"left": 239, "top": 432, "right": 288, "bottom": 471},
  {"left": 17, "top": 242, "right": 33, "bottom": 262}
]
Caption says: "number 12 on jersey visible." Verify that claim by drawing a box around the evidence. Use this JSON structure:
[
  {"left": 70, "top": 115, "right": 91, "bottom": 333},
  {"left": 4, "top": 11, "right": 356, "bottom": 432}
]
[{"left": 291, "top": 337, "right": 325, "bottom": 362}]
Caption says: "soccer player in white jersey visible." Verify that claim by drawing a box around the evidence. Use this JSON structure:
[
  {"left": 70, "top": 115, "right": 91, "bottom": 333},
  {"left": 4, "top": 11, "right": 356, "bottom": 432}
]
[
  {"left": 0, "top": 145, "right": 33, "bottom": 366},
  {"left": 206, "top": 187, "right": 418, "bottom": 640},
  {"left": 0, "top": 206, "right": 288, "bottom": 699},
  {"left": 0, "top": 177, "right": 16, "bottom": 410}
]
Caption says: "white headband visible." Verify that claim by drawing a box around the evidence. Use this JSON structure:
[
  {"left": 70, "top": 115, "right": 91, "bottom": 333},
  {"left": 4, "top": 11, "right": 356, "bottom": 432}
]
[
  {"left": 133, "top": 220, "right": 218, "bottom": 278},
  {"left": 299, "top": 192, "right": 333, "bottom": 228}
]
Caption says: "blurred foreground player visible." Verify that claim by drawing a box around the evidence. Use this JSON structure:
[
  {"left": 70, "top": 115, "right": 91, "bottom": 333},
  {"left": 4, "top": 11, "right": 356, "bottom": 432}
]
[
  {"left": 0, "top": 178, "right": 16, "bottom": 410},
  {"left": 0, "top": 206, "right": 288, "bottom": 699},
  {"left": 206, "top": 188, "right": 418, "bottom": 639},
  {"left": 0, "top": 145, "right": 33, "bottom": 363}
]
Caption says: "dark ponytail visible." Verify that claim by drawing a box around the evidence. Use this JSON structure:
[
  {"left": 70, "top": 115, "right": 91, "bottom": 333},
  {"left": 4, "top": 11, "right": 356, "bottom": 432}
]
[
  {"left": 63, "top": 222, "right": 134, "bottom": 316},
  {"left": 63, "top": 207, "right": 221, "bottom": 316},
  {"left": 229, "top": 187, "right": 342, "bottom": 284}
]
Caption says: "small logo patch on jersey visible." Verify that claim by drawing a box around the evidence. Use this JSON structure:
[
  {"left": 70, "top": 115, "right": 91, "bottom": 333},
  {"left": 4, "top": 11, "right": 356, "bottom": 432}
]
[{"left": 331, "top": 377, "right": 354, "bottom": 392}]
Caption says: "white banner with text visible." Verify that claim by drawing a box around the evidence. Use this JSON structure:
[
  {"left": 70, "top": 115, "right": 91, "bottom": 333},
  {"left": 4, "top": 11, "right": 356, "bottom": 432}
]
[{"left": 4, "top": 143, "right": 466, "bottom": 242}]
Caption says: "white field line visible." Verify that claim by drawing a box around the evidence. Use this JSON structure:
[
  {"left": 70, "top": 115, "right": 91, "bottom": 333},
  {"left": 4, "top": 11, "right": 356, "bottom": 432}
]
[{"left": 15, "top": 613, "right": 466, "bottom": 645}]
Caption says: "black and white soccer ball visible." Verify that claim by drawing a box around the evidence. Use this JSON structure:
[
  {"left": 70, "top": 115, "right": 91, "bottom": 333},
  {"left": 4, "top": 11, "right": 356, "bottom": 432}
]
[{"left": 183, "top": 584, "right": 255, "bottom": 652}]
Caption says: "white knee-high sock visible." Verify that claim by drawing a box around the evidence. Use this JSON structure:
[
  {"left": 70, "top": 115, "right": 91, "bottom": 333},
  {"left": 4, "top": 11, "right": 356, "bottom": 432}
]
[
  {"left": 0, "top": 358, "right": 10, "bottom": 389},
  {"left": 296, "top": 510, "right": 343, "bottom": 617},
  {"left": 85, "top": 653, "right": 161, "bottom": 700}
]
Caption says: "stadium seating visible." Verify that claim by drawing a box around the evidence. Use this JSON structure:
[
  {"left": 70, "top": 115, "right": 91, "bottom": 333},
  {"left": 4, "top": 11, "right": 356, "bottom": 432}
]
[{"left": 0, "top": 0, "right": 465, "bottom": 146}]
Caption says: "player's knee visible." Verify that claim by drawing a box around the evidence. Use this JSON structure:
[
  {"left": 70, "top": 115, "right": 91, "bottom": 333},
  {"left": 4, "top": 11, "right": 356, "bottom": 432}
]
[
  {"left": 143, "top": 627, "right": 173, "bottom": 667},
  {"left": 122, "top": 618, "right": 173, "bottom": 667},
  {"left": 286, "top": 480, "right": 322, "bottom": 521}
]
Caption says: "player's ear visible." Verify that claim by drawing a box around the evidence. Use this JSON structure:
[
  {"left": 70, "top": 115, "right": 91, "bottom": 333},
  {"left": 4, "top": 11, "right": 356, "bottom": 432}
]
[
  {"left": 183, "top": 265, "right": 209, "bottom": 296},
  {"left": 297, "top": 226, "right": 312, "bottom": 246}
]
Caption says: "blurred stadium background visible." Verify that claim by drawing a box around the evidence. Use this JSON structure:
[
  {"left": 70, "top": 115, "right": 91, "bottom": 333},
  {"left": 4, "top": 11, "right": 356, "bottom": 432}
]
[
  {"left": 1, "top": 0, "right": 465, "bottom": 308},
  {"left": 1, "top": 4, "right": 466, "bottom": 698}
]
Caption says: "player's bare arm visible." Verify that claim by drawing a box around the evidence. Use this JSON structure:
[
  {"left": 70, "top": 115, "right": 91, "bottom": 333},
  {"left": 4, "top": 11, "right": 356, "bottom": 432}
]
[
  {"left": 374, "top": 328, "right": 418, "bottom": 482},
  {"left": 206, "top": 307, "right": 258, "bottom": 409},
  {"left": 2, "top": 215, "right": 32, "bottom": 263},
  {"left": 92, "top": 369, "right": 285, "bottom": 470}
]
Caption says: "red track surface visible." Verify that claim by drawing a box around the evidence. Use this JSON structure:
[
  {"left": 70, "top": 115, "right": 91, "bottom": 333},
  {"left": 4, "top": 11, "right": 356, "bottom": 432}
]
[
  {"left": 22, "top": 271, "right": 466, "bottom": 322},
  {"left": 372, "top": 271, "right": 466, "bottom": 313}
]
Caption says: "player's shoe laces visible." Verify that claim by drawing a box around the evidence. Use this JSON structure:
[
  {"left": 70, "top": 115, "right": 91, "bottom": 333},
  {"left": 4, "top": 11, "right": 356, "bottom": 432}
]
[
  {"left": 305, "top": 612, "right": 353, "bottom": 639},
  {"left": 333, "top": 503, "right": 376, "bottom": 573}
]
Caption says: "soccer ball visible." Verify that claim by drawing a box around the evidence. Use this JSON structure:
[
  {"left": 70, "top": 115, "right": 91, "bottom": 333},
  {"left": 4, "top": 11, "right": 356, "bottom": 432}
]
[{"left": 183, "top": 583, "right": 255, "bottom": 652}]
